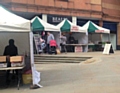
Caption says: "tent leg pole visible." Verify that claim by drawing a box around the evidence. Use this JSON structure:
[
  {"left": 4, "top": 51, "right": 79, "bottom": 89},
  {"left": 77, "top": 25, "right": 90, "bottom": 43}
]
[
  {"left": 29, "top": 32, "right": 35, "bottom": 85},
  {"left": 109, "top": 34, "right": 111, "bottom": 43},
  {"left": 29, "top": 32, "right": 42, "bottom": 88}
]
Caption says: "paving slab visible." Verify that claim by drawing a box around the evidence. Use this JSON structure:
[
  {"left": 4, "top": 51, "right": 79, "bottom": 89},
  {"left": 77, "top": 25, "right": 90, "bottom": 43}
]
[{"left": 1, "top": 51, "right": 120, "bottom": 93}]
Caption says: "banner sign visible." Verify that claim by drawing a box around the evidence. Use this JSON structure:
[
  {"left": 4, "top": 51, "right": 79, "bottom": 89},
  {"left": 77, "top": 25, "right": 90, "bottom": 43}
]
[
  {"left": 95, "top": 30, "right": 104, "bottom": 33},
  {"left": 47, "top": 14, "right": 72, "bottom": 25},
  {"left": 71, "top": 26, "right": 79, "bottom": 32},
  {"left": 75, "top": 46, "right": 83, "bottom": 52},
  {"left": 103, "top": 44, "right": 114, "bottom": 54},
  {"left": 33, "top": 34, "right": 41, "bottom": 53}
]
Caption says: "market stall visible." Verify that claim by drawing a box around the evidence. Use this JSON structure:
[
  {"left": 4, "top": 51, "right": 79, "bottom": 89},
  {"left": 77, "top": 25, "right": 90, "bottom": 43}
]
[
  {"left": 57, "top": 19, "right": 88, "bottom": 52},
  {"left": 0, "top": 5, "right": 41, "bottom": 89},
  {"left": 82, "top": 21, "right": 110, "bottom": 51},
  {"left": 31, "top": 16, "right": 60, "bottom": 53}
]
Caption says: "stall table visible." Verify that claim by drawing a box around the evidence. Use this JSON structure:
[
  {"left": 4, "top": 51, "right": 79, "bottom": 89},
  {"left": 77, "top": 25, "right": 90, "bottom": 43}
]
[
  {"left": 88, "top": 43, "right": 104, "bottom": 51},
  {"left": 65, "top": 44, "right": 88, "bottom": 52},
  {"left": 0, "top": 66, "right": 24, "bottom": 90}
]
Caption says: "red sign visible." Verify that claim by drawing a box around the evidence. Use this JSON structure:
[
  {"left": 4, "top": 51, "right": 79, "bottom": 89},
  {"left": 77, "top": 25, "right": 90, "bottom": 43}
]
[
  {"left": 95, "top": 30, "right": 104, "bottom": 33},
  {"left": 75, "top": 46, "right": 83, "bottom": 52},
  {"left": 71, "top": 26, "right": 79, "bottom": 32}
]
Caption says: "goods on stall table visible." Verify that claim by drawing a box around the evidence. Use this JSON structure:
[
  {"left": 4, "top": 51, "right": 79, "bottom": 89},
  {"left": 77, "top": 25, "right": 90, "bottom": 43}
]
[
  {"left": 0, "top": 56, "right": 7, "bottom": 68},
  {"left": 75, "top": 46, "right": 83, "bottom": 52},
  {"left": 10, "top": 56, "right": 24, "bottom": 67}
]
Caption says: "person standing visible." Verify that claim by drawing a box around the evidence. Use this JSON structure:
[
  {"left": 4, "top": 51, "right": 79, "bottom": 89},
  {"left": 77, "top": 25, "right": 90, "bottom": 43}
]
[
  {"left": 41, "top": 31, "right": 47, "bottom": 53},
  {"left": 68, "top": 33, "right": 75, "bottom": 52},
  {"left": 60, "top": 33, "right": 67, "bottom": 53},
  {"left": 47, "top": 32, "right": 54, "bottom": 53},
  {"left": 3, "top": 39, "right": 18, "bottom": 86}
]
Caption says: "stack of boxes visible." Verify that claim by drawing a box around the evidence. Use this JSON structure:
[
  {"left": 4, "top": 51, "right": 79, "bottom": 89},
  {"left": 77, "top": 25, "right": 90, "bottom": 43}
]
[
  {"left": 10, "top": 56, "right": 24, "bottom": 67},
  {"left": 0, "top": 56, "right": 7, "bottom": 68}
]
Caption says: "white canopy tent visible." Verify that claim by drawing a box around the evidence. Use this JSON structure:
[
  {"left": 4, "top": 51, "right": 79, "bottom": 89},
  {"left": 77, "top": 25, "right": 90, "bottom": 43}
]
[
  {"left": 83, "top": 21, "right": 110, "bottom": 34},
  {"left": 31, "top": 16, "right": 60, "bottom": 50},
  {"left": 0, "top": 5, "right": 41, "bottom": 87},
  {"left": 31, "top": 16, "right": 60, "bottom": 32},
  {"left": 0, "top": 6, "right": 30, "bottom": 32},
  {"left": 56, "top": 19, "right": 88, "bottom": 52},
  {"left": 57, "top": 19, "right": 87, "bottom": 33}
]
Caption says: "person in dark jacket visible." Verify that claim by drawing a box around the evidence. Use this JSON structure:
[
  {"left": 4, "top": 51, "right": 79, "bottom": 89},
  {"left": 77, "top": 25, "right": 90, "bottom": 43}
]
[
  {"left": 68, "top": 33, "right": 75, "bottom": 52},
  {"left": 3, "top": 39, "right": 18, "bottom": 86},
  {"left": 41, "top": 31, "right": 47, "bottom": 53},
  {"left": 4, "top": 39, "right": 18, "bottom": 56}
]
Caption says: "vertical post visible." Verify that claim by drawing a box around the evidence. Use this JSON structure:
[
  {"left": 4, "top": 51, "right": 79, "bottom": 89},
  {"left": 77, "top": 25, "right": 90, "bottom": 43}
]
[
  {"left": 29, "top": 32, "right": 42, "bottom": 87},
  {"left": 99, "top": 20, "right": 103, "bottom": 42},
  {"left": 29, "top": 32, "right": 35, "bottom": 85},
  {"left": 117, "top": 23, "right": 120, "bottom": 49},
  {"left": 72, "top": 16, "right": 77, "bottom": 25},
  {"left": 109, "top": 33, "right": 111, "bottom": 42},
  {"left": 42, "top": 14, "right": 47, "bottom": 22}
]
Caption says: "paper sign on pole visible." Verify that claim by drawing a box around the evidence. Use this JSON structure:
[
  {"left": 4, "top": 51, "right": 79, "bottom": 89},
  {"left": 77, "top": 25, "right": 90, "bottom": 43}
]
[
  {"left": 71, "top": 26, "right": 79, "bottom": 32},
  {"left": 75, "top": 46, "right": 83, "bottom": 52},
  {"left": 103, "top": 44, "right": 114, "bottom": 54},
  {"left": 33, "top": 34, "right": 41, "bottom": 54}
]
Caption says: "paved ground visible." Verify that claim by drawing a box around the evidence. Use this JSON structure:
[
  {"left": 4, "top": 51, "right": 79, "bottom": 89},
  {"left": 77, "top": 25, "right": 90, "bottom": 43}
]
[{"left": 1, "top": 51, "right": 120, "bottom": 93}]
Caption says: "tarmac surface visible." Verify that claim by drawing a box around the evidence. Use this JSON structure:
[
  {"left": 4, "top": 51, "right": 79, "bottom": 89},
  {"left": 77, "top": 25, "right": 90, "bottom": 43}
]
[{"left": 1, "top": 51, "right": 120, "bottom": 93}]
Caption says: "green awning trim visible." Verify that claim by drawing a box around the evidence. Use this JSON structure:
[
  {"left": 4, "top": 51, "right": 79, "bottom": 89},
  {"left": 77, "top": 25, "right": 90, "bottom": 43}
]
[
  {"left": 60, "top": 20, "right": 71, "bottom": 32},
  {"left": 88, "top": 22, "right": 98, "bottom": 32},
  {"left": 32, "top": 17, "right": 44, "bottom": 31}
]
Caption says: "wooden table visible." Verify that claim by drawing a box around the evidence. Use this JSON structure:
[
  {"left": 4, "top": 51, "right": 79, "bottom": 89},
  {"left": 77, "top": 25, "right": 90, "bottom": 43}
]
[
  {"left": 65, "top": 44, "right": 88, "bottom": 46},
  {"left": 0, "top": 66, "right": 24, "bottom": 90},
  {"left": 65, "top": 44, "right": 88, "bottom": 52}
]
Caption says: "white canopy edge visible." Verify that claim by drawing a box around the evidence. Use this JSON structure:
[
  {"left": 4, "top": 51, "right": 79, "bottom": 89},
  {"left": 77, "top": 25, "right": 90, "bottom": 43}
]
[
  {"left": 31, "top": 16, "right": 60, "bottom": 32},
  {"left": 91, "top": 21, "right": 110, "bottom": 34},
  {"left": 57, "top": 19, "right": 87, "bottom": 33},
  {"left": 84, "top": 21, "right": 110, "bottom": 34},
  {"left": 0, "top": 6, "right": 30, "bottom": 32}
]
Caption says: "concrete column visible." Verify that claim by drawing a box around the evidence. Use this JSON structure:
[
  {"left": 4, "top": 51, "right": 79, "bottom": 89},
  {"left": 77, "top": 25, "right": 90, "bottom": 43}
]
[
  {"left": 117, "top": 23, "right": 120, "bottom": 49},
  {"left": 42, "top": 14, "right": 47, "bottom": 22},
  {"left": 99, "top": 20, "right": 103, "bottom": 41},
  {"left": 72, "top": 16, "right": 77, "bottom": 25},
  {"left": 99, "top": 20, "right": 103, "bottom": 27}
]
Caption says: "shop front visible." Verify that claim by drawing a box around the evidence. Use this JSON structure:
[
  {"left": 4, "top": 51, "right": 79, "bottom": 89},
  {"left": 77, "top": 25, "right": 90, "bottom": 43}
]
[
  {"left": 102, "top": 21, "right": 117, "bottom": 50},
  {"left": 47, "top": 14, "right": 72, "bottom": 25}
]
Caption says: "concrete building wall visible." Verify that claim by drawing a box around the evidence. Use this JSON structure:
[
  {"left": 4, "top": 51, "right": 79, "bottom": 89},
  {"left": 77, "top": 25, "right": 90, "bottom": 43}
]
[
  {"left": 102, "top": 0, "right": 120, "bottom": 22},
  {"left": 5, "top": 0, "right": 101, "bottom": 19},
  {"left": 0, "top": 0, "right": 119, "bottom": 22},
  {"left": 0, "top": 0, "right": 120, "bottom": 49}
]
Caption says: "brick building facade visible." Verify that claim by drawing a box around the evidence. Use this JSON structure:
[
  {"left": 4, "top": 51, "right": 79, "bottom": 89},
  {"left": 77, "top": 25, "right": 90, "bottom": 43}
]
[{"left": 0, "top": 0, "right": 120, "bottom": 49}]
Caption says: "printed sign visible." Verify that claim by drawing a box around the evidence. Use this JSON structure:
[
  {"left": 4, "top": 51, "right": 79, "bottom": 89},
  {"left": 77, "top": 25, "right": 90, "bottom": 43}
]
[
  {"left": 71, "top": 26, "right": 79, "bottom": 32},
  {"left": 75, "top": 46, "right": 83, "bottom": 52},
  {"left": 95, "top": 30, "right": 104, "bottom": 33},
  {"left": 33, "top": 34, "right": 41, "bottom": 53},
  {"left": 47, "top": 14, "right": 72, "bottom": 25},
  {"left": 103, "top": 44, "right": 114, "bottom": 54}
]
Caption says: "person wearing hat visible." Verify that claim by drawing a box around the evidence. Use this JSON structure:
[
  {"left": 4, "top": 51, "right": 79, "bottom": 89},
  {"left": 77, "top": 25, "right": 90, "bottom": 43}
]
[
  {"left": 3, "top": 39, "right": 18, "bottom": 86},
  {"left": 60, "top": 33, "right": 67, "bottom": 53},
  {"left": 68, "top": 33, "right": 75, "bottom": 52}
]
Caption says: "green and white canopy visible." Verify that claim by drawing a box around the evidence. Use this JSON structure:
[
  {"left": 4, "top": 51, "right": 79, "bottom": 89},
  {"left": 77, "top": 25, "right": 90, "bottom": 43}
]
[
  {"left": 83, "top": 21, "right": 110, "bottom": 34},
  {"left": 57, "top": 19, "right": 87, "bottom": 33},
  {"left": 0, "top": 5, "right": 30, "bottom": 32},
  {"left": 31, "top": 16, "right": 60, "bottom": 32}
]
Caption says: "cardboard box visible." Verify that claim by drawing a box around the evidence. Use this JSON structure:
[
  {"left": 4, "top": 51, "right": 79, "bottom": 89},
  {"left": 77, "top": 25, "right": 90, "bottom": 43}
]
[
  {"left": 10, "top": 56, "right": 23, "bottom": 62},
  {"left": 0, "top": 56, "right": 7, "bottom": 68},
  {"left": 0, "top": 56, "right": 6, "bottom": 63},
  {"left": 22, "top": 74, "right": 32, "bottom": 84},
  {"left": 10, "top": 56, "right": 24, "bottom": 67}
]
